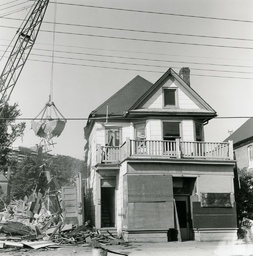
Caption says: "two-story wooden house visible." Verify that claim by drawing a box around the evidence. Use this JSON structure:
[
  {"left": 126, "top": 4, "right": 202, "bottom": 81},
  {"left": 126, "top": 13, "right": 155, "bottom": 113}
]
[{"left": 84, "top": 68, "right": 237, "bottom": 242}]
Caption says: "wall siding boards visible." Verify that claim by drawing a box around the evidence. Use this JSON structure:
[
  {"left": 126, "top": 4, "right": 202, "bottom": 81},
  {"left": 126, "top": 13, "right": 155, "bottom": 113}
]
[{"left": 192, "top": 202, "right": 237, "bottom": 229}]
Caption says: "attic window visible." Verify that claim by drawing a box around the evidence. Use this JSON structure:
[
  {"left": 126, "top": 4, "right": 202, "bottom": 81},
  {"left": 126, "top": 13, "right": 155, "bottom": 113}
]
[{"left": 164, "top": 88, "right": 177, "bottom": 107}]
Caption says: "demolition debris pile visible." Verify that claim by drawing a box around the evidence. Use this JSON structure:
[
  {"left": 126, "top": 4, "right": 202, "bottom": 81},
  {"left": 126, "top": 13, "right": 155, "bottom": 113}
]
[{"left": 0, "top": 201, "right": 128, "bottom": 251}]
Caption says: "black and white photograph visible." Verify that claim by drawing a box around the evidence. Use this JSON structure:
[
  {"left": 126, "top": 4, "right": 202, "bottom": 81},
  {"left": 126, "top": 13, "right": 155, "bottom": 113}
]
[{"left": 0, "top": 0, "right": 253, "bottom": 255}]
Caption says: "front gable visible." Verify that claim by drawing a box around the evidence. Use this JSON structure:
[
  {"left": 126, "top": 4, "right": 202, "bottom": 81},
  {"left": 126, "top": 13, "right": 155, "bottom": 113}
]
[{"left": 131, "top": 68, "right": 216, "bottom": 115}]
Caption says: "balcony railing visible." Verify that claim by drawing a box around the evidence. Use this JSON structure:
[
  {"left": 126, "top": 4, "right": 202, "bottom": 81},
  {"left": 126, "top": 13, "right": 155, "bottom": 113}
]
[{"left": 96, "top": 139, "right": 233, "bottom": 164}]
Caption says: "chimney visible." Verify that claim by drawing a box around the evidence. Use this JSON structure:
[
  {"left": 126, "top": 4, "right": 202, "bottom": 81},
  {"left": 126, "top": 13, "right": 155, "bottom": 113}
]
[{"left": 179, "top": 67, "right": 190, "bottom": 86}]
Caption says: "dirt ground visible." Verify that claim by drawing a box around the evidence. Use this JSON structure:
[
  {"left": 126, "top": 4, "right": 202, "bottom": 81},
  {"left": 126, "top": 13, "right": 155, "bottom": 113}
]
[
  {"left": 0, "top": 245, "right": 92, "bottom": 256},
  {"left": 0, "top": 243, "right": 135, "bottom": 256}
]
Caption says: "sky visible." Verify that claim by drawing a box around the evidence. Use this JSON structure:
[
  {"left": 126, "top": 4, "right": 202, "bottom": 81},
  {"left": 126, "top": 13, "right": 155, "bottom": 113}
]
[{"left": 0, "top": 0, "right": 253, "bottom": 160}]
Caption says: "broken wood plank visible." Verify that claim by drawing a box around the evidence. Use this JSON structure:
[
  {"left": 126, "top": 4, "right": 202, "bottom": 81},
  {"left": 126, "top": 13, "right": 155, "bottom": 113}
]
[{"left": 22, "top": 241, "right": 59, "bottom": 249}]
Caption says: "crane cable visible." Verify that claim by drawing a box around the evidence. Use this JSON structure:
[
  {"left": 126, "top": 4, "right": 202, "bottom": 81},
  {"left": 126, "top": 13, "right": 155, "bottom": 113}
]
[{"left": 49, "top": 0, "right": 57, "bottom": 108}]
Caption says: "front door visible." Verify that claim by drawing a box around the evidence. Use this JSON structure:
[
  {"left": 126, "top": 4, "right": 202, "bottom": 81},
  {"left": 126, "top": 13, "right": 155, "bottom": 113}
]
[
  {"left": 101, "top": 187, "right": 115, "bottom": 227},
  {"left": 174, "top": 196, "right": 191, "bottom": 241}
]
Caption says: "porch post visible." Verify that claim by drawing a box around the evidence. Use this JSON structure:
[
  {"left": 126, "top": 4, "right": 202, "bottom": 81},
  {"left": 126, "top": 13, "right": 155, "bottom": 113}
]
[
  {"left": 96, "top": 144, "right": 102, "bottom": 164},
  {"left": 126, "top": 137, "right": 131, "bottom": 157},
  {"left": 176, "top": 138, "right": 181, "bottom": 159},
  {"left": 228, "top": 140, "right": 234, "bottom": 160}
]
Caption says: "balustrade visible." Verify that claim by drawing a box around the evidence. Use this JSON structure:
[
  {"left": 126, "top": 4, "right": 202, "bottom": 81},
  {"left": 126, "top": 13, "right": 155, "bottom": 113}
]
[{"left": 96, "top": 139, "right": 233, "bottom": 164}]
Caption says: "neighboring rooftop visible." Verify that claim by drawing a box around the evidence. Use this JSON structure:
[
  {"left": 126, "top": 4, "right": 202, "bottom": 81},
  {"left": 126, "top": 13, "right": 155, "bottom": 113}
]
[{"left": 224, "top": 118, "right": 253, "bottom": 146}]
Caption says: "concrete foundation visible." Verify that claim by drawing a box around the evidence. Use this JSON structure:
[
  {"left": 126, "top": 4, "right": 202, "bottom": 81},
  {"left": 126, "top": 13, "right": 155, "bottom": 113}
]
[
  {"left": 194, "top": 228, "right": 238, "bottom": 242},
  {"left": 122, "top": 230, "right": 168, "bottom": 242}
]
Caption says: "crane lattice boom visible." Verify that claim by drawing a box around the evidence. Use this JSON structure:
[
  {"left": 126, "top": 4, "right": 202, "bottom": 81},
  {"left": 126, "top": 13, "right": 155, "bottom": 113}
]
[{"left": 0, "top": 0, "right": 50, "bottom": 105}]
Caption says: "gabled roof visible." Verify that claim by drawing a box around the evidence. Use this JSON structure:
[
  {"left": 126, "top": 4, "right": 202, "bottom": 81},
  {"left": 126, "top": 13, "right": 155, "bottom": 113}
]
[
  {"left": 130, "top": 68, "right": 216, "bottom": 113},
  {"left": 224, "top": 118, "right": 253, "bottom": 146},
  {"left": 90, "top": 75, "right": 153, "bottom": 117}
]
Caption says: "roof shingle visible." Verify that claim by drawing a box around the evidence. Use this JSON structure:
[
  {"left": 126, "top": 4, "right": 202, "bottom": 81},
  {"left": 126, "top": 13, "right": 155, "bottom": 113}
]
[{"left": 91, "top": 75, "right": 153, "bottom": 117}]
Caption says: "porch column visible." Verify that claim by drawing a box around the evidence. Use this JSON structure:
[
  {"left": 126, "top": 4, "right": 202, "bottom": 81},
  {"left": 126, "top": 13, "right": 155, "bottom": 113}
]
[{"left": 176, "top": 138, "right": 181, "bottom": 159}]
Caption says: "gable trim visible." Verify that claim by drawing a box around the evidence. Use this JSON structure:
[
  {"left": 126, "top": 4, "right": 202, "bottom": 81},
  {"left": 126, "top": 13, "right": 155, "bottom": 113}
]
[{"left": 130, "top": 68, "right": 216, "bottom": 114}]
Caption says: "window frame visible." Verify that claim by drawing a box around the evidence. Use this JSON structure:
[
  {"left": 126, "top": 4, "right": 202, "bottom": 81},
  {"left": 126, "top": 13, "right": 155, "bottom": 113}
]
[
  {"left": 162, "top": 121, "right": 181, "bottom": 141},
  {"left": 134, "top": 122, "right": 146, "bottom": 141},
  {"left": 105, "top": 127, "right": 122, "bottom": 146},
  {"left": 163, "top": 88, "right": 178, "bottom": 108}
]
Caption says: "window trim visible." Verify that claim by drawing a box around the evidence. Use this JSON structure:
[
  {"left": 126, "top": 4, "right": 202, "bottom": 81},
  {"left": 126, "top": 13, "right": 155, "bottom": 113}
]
[
  {"left": 134, "top": 122, "right": 146, "bottom": 141},
  {"left": 162, "top": 121, "right": 182, "bottom": 140},
  {"left": 163, "top": 88, "right": 178, "bottom": 108}
]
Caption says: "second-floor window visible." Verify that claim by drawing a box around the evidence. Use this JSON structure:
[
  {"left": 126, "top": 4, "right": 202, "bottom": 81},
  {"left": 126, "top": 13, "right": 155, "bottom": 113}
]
[
  {"left": 164, "top": 88, "right": 177, "bottom": 107},
  {"left": 195, "top": 122, "right": 203, "bottom": 141},
  {"left": 163, "top": 121, "right": 181, "bottom": 141},
  {"left": 248, "top": 145, "right": 253, "bottom": 167},
  {"left": 134, "top": 123, "right": 146, "bottom": 140},
  {"left": 105, "top": 128, "right": 121, "bottom": 146}
]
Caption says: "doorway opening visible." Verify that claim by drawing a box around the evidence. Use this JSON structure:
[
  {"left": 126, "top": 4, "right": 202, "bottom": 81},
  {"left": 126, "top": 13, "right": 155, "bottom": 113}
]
[
  {"left": 173, "top": 177, "right": 196, "bottom": 241},
  {"left": 101, "top": 187, "right": 115, "bottom": 227}
]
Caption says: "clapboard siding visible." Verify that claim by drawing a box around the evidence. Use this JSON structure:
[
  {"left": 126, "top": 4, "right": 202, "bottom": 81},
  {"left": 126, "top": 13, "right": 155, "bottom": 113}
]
[
  {"left": 142, "top": 78, "right": 200, "bottom": 110},
  {"left": 192, "top": 202, "right": 237, "bottom": 229},
  {"left": 182, "top": 120, "right": 194, "bottom": 141}
]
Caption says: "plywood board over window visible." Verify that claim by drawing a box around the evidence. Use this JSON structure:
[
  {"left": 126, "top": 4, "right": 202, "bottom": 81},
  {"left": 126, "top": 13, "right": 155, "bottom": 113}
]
[{"left": 126, "top": 175, "right": 174, "bottom": 230}]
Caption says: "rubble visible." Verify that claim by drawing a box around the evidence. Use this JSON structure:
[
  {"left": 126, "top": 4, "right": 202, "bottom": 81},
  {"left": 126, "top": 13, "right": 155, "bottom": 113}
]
[{"left": 0, "top": 198, "right": 129, "bottom": 253}]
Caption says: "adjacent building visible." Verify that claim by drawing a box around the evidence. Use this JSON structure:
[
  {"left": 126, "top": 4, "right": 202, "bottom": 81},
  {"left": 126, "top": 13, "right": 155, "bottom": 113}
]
[
  {"left": 225, "top": 118, "right": 253, "bottom": 171},
  {"left": 84, "top": 68, "right": 237, "bottom": 242}
]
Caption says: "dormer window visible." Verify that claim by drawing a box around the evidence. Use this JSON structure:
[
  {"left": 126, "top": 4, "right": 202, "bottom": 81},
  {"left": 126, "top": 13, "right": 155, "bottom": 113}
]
[{"left": 164, "top": 88, "right": 177, "bottom": 107}]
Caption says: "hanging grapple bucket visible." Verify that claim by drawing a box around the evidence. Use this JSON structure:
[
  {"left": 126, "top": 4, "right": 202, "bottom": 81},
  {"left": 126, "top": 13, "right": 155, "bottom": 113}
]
[{"left": 32, "top": 101, "right": 67, "bottom": 141}]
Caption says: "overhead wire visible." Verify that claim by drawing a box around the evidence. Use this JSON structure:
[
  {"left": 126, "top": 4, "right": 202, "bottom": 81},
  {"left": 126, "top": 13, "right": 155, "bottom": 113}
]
[
  {"left": 1, "top": 46, "right": 252, "bottom": 77},
  {"left": 28, "top": 58, "right": 253, "bottom": 80},
  {"left": 0, "top": 116, "right": 252, "bottom": 121},
  {"left": 0, "top": 0, "right": 31, "bottom": 13},
  {"left": 1, "top": 23, "right": 253, "bottom": 51},
  {"left": 30, "top": 48, "right": 253, "bottom": 69},
  {"left": 52, "top": 2, "right": 253, "bottom": 24},
  {"left": 0, "top": 5, "right": 32, "bottom": 19},
  {"left": 1, "top": 17, "right": 253, "bottom": 43},
  {"left": 0, "top": 0, "right": 25, "bottom": 8},
  {"left": 0, "top": 0, "right": 36, "bottom": 62},
  {"left": 30, "top": 52, "right": 253, "bottom": 76}
]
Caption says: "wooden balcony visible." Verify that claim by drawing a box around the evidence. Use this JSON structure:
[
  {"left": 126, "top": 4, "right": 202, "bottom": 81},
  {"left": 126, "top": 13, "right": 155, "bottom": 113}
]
[{"left": 96, "top": 139, "right": 234, "bottom": 165}]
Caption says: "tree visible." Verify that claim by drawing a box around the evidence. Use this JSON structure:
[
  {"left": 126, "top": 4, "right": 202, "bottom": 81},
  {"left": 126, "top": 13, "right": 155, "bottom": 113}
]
[
  {"left": 0, "top": 102, "right": 25, "bottom": 174},
  {"left": 10, "top": 155, "right": 47, "bottom": 199},
  {"left": 9, "top": 152, "right": 85, "bottom": 201},
  {"left": 236, "top": 168, "right": 253, "bottom": 222},
  {"left": 45, "top": 154, "right": 85, "bottom": 186}
]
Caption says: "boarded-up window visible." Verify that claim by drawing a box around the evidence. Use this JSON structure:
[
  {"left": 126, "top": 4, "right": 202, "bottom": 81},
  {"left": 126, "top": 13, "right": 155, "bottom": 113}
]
[{"left": 126, "top": 175, "right": 174, "bottom": 230}]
